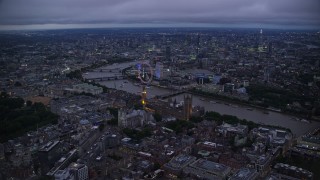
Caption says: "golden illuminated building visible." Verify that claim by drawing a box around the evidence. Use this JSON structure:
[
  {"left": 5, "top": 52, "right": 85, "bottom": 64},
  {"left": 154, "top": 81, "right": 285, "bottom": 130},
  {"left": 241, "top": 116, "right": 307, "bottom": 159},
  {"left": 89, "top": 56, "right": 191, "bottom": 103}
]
[{"left": 183, "top": 95, "right": 192, "bottom": 120}]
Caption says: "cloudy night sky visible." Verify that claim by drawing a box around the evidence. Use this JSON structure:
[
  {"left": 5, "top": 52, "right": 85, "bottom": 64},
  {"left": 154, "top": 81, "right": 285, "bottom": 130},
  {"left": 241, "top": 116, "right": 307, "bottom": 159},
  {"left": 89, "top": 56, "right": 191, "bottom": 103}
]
[{"left": 0, "top": 0, "right": 319, "bottom": 30}]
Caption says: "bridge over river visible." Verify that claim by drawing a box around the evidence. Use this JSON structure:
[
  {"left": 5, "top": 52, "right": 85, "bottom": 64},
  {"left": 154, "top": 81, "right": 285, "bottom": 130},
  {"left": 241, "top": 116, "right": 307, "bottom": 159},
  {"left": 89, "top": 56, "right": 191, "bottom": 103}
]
[
  {"left": 91, "top": 67, "right": 123, "bottom": 73},
  {"left": 156, "top": 90, "right": 186, "bottom": 99},
  {"left": 85, "top": 74, "right": 126, "bottom": 81}
]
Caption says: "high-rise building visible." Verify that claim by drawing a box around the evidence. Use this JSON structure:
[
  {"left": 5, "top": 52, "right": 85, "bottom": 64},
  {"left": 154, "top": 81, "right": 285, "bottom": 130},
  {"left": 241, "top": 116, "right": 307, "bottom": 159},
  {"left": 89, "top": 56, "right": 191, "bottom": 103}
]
[
  {"left": 264, "top": 67, "right": 270, "bottom": 82},
  {"left": 69, "top": 163, "right": 88, "bottom": 180},
  {"left": 166, "top": 46, "right": 171, "bottom": 61},
  {"left": 268, "top": 42, "right": 273, "bottom": 56},
  {"left": 197, "top": 33, "right": 200, "bottom": 47},
  {"left": 38, "top": 141, "right": 62, "bottom": 175},
  {"left": 183, "top": 95, "right": 192, "bottom": 121},
  {"left": 258, "top": 29, "right": 263, "bottom": 58},
  {"left": 196, "top": 34, "right": 201, "bottom": 56}
]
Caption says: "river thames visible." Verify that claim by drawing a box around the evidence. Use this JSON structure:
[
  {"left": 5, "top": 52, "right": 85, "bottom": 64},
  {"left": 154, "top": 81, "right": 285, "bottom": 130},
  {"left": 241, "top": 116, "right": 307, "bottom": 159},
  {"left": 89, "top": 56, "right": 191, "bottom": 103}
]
[{"left": 83, "top": 62, "right": 320, "bottom": 136}]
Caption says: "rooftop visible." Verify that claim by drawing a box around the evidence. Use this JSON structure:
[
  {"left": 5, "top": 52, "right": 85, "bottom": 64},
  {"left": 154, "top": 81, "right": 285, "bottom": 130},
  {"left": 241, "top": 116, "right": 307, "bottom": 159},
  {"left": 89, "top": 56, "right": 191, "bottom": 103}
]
[
  {"left": 69, "top": 162, "right": 86, "bottom": 170},
  {"left": 183, "top": 159, "right": 232, "bottom": 179},
  {"left": 230, "top": 168, "right": 258, "bottom": 180},
  {"left": 190, "top": 159, "right": 230, "bottom": 173},
  {"left": 39, "top": 140, "right": 59, "bottom": 152},
  {"left": 164, "top": 154, "right": 196, "bottom": 170}
]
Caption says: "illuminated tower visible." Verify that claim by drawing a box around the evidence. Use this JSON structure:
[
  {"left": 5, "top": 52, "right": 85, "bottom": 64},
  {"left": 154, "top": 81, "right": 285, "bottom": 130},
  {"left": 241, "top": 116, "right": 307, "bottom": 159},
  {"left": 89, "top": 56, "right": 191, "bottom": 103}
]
[
  {"left": 183, "top": 95, "right": 192, "bottom": 121},
  {"left": 141, "top": 86, "right": 147, "bottom": 109},
  {"left": 196, "top": 33, "right": 200, "bottom": 55},
  {"left": 137, "top": 61, "right": 152, "bottom": 110}
]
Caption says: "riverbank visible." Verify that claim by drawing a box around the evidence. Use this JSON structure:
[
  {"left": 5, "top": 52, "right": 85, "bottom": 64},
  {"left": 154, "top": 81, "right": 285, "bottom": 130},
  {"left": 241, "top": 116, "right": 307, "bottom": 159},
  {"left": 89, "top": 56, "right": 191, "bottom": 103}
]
[
  {"left": 100, "top": 63, "right": 318, "bottom": 123},
  {"left": 187, "top": 89, "right": 318, "bottom": 123}
]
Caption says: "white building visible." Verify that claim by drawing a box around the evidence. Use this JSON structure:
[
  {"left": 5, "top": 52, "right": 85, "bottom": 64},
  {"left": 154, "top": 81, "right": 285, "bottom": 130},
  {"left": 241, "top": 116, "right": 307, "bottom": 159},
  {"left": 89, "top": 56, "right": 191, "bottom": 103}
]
[
  {"left": 72, "top": 83, "right": 103, "bottom": 95},
  {"left": 243, "top": 80, "right": 250, "bottom": 87}
]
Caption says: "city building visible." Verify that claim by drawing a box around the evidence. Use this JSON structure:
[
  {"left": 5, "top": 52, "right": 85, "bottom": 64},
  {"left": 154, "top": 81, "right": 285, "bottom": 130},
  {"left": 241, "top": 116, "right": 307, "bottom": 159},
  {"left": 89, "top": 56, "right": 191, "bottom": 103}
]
[
  {"left": 54, "top": 169, "right": 74, "bottom": 180},
  {"left": 104, "top": 134, "right": 119, "bottom": 149},
  {"left": 243, "top": 80, "right": 249, "bottom": 87},
  {"left": 271, "top": 163, "right": 313, "bottom": 180},
  {"left": 38, "top": 141, "right": 62, "bottom": 175},
  {"left": 181, "top": 135, "right": 195, "bottom": 147},
  {"left": 223, "top": 83, "right": 235, "bottom": 93},
  {"left": 183, "top": 158, "right": 231, "bottom": 179},
  {"left": 118, "top": 108, "right": 154, "bottom": 128},
  {"left": 216, "top": 123, "right": 248, "bottom": 137},
  {"left": 72, "top": 83, "right": 103, "bottom": 95},
  {"left": 69, "top": 163, "right": 89, "bottom": 180},
  {"left": 163, "top": 154, "right": 197, "bottom": 176},
  {"left": 155, "top": 61, "right": 164, "bottom": 79},
  {"left": 47, "top": 149, "right": 78, "bottom": 177},
  {"left": 254, "top": 154, "right": 272, "bottom": 177}
]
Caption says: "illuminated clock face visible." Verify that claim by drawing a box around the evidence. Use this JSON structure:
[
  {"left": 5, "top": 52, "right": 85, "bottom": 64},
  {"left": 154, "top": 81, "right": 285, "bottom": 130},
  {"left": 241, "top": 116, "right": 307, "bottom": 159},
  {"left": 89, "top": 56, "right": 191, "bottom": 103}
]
[{"left": 136, "top": 61, "right": 153, "bottom": 84}]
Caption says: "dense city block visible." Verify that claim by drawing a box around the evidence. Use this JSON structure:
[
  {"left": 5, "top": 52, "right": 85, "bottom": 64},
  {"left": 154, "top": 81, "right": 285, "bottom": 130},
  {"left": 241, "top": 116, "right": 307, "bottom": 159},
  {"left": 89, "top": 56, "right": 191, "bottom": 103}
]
[{"left": 0, "top": 28, "right": 319, "bottom": 179}]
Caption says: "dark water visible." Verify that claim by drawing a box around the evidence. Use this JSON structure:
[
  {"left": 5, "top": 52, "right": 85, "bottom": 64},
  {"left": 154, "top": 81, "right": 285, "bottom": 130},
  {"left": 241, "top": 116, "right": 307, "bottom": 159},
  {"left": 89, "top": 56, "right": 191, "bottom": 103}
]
[{"left": 83, "top": 62, "right": 320, "bottom": 136}]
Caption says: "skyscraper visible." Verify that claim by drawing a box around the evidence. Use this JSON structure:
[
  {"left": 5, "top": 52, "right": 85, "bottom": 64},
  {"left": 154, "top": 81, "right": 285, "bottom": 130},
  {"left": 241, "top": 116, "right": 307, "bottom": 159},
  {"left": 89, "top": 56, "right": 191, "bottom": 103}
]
[
  {"left": 69, "top": 163, "right": 89, "bottom": 180},
  {"left": 166, "top": 46, "right": 171, "bottom": 61},
  {"left": 268, "top": 42, "right": 273, "bottom": 57},
  {"left": 197, "top": 33, "right": 200, "bottom": 47},
  {"left": 258, "top": 29, "right": 263, "bottom": 58},
  {"left": 38, "top": 141, "right": 62, "bottom": 175}
]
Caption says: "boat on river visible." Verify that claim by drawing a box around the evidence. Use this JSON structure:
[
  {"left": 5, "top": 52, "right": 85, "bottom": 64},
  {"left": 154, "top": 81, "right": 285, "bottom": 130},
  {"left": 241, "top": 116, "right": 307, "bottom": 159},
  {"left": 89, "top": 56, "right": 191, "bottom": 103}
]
[{"left": 300, "top": 119, "right": 311, "bottom": 123}]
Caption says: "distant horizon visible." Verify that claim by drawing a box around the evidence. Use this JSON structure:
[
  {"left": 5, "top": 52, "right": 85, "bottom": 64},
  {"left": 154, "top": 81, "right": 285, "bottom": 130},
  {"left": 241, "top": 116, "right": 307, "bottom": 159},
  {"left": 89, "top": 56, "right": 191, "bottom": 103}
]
[
  {"left": 1, "top": 0, "right": 319, "bottom": 32},
  {"left": 1, "top": 23, "right": 319, "bottom": 32}
]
